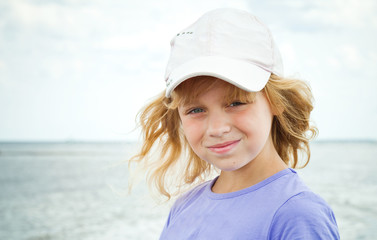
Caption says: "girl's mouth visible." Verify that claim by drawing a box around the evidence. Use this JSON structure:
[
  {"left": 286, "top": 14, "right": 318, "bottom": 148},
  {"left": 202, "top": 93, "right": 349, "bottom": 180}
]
[{"left": 208, "top": 140, "right": 240, "bottom": 154}]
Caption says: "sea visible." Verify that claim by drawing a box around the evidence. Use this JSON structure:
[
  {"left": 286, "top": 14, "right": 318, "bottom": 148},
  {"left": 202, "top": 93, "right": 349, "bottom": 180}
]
[{"left": 0, "top": 141, "right": 376, "bottom": 240}]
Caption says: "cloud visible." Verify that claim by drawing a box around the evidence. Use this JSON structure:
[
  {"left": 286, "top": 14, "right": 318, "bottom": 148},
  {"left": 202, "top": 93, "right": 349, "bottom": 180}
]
[
  {"left": 337, "top": 44, "right": 363, "bottom": 70},
  {"left": 251, "top": 0, "right": 377, "bottom": 33},
  {"left": 8, "top": 1, "right": 63, "bottom": 29}
]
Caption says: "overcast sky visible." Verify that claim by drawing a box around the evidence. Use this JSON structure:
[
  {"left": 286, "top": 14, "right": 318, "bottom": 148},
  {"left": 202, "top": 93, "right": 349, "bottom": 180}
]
[{"left": 1, "top": 0, "right": 376, "bottom": 142}]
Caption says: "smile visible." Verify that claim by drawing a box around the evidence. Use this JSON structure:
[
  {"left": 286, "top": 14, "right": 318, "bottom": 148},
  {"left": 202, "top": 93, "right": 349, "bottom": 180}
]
[{"left": 207, "top": 140, "right": 240, "bottom": 154}]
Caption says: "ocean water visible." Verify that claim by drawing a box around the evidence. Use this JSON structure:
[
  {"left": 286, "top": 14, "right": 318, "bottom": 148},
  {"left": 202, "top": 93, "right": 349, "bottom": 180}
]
[{"left": 0, "top": 142, "right": 376, "bottom": 240}]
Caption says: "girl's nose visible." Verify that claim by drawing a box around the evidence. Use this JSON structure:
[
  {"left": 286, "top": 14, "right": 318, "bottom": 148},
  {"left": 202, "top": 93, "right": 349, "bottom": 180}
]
[{"left": 207, "top": 112, "right": 231, "bottom": 137}]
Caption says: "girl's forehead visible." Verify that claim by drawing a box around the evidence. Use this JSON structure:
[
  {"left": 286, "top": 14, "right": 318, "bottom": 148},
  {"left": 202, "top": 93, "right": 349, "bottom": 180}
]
[
  {"left": 177, "top": 76, "right": 227, "bottom": 89},
  {"left": 173, "top": 76, "right": 257, "bottom": 105},
  {"left": 175, "top": 77, "right": 233, "bottom": 97}
]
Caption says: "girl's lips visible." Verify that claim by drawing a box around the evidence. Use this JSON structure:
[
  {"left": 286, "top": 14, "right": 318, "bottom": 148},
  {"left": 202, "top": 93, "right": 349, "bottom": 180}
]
[{"left": 207, "top": 140, "right": 240, "bottom": 154}]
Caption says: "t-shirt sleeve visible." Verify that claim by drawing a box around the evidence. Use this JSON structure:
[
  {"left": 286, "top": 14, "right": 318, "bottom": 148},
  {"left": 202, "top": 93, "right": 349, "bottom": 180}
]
[{"left": 268, "top": 191, "right": 340, "bottom": 240}]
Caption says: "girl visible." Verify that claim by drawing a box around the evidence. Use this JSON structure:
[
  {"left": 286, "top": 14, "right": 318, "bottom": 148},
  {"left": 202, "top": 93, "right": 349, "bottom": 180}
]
[{"left": 130, "top": 8, "right": 340, "bottom": 239}]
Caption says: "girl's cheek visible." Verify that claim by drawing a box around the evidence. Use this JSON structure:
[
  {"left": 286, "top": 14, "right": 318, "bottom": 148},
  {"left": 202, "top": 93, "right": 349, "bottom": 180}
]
[
  {"left": 183, "top": 120, "right": 204, "bottom": 141},
  {"left": 233, "top": 113, "right": 252, "bottom": 128},
  {"left": 181, "top": 120, "right": 196, "bottom": 136}
]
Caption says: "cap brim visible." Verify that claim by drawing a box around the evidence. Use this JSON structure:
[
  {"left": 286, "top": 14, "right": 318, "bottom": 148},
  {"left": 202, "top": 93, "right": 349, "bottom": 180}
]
[{"left": 165, "top": 56, "right": 271, "bottom": 97}]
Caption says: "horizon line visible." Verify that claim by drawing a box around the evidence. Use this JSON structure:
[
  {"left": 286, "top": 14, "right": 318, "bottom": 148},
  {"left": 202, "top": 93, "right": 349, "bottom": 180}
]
[{"left": 0, "top": 138, "right": 376, "bottom": 144}]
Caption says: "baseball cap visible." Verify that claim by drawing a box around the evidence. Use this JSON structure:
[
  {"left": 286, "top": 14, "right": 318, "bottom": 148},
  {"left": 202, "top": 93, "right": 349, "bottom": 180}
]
[{"left": 164, "top": 8, "right": 283, "bottom": 98}]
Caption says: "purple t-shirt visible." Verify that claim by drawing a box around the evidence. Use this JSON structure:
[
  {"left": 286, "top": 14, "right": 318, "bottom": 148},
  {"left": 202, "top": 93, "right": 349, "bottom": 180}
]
[{"left": 160, "top": 168, "right": 339, "bottom": 239}]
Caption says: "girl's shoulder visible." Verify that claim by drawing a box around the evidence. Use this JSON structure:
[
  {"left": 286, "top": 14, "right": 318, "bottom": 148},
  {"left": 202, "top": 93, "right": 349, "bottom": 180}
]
[
  {"left": 277, "top": 190, "right": 337, "bottom": 219},
  {"left": 269, "top": 191, "right": 340, "bottom": 239}
]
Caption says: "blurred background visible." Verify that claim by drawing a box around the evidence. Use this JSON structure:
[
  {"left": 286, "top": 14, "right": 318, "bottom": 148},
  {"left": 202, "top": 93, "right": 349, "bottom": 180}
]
[
  {"left": 0, "top": 0, "right": 376, "bottom": 239},
  {"left": 1, "top": 0, "right": 376, "bottom": 142}
]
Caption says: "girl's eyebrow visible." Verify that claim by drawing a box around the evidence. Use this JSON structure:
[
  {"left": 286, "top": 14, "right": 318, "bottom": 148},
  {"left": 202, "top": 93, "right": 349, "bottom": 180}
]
[
  {"left": 180, "top": 98, "right": 202, "bottom": 106},
  {"left": 180, "top": 102, "right": 202, "bottom": 109}
]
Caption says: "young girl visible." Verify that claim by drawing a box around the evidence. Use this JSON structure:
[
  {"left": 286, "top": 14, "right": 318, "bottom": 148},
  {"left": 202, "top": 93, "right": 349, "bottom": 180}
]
[{"left": 130, "top": 8, "right": 340, "bottom": 239}]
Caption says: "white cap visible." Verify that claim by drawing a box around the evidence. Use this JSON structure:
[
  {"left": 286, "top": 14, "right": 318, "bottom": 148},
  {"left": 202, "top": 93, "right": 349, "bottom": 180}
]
[{"left": 164, "top": 8, "right": 283, "bottom": 98}]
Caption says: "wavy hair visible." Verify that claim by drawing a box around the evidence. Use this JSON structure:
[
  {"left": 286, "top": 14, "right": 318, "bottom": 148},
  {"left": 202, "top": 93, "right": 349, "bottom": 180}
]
[{"left": 128, "top": 74, "right": 317, "bottom": 199}]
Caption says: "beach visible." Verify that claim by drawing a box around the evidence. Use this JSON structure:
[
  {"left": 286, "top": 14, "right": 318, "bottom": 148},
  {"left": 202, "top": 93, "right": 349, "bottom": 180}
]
[{"left": 0, "top": 141, "right": 376, "bottom": 239}]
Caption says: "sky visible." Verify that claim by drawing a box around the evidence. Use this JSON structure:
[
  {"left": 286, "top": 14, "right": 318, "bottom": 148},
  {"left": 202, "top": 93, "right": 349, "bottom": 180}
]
[{"left": 0, "top": 0, "right": 376, "bottom": 142}]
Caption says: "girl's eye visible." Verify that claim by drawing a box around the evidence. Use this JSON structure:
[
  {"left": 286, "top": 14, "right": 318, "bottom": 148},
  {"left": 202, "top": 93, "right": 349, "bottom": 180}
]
[
  {"left": 188, "top": 108, "right": 204, "bottom": 114},
  {"left": 229, "top": 101, "right": 245, "bottom": 107}
]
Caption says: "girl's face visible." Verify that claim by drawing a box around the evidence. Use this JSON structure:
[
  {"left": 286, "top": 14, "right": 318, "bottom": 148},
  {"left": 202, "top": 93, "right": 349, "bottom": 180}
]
[{"left": 178, "top": 77, "right": 275, "bottom": 172}]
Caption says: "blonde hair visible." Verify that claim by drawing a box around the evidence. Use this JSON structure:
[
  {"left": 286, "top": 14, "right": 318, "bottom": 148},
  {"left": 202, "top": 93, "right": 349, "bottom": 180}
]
[{"left": 129, "top": 74, "right": 317, "bottom": 199}]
